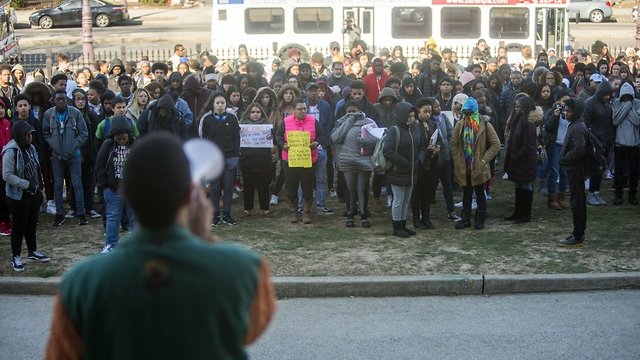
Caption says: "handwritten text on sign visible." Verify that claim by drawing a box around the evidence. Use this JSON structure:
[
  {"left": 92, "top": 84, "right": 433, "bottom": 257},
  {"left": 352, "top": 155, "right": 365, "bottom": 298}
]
[
  {"left": 240, "top": 124, "right": 273, "bottom": 148},
  {"left": 287, "top": 131, "right": 312, "bottom": 168}
]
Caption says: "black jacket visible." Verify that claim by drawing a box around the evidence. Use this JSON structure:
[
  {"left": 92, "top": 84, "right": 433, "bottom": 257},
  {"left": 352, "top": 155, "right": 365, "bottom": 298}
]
[
  {"left": 584, "top": 81, "right": 615, "bottom": 148},
  {"left": 383, "top": 103, "right": 425, "bottom": 186},
  {"left": 239, "top": 117, "right": 272, "bottom": 172},
  {"left": 95, "top": 116, "right": 135, "bottom": 191},
  {"left": 560, "top": 99, "right": 587, "bottom": 171},
  {"left": 199, "top": 110, "right": 241, "bottom": 159},
  {"left": 138, "top": 94, "right": 189, "bottom": 140}
]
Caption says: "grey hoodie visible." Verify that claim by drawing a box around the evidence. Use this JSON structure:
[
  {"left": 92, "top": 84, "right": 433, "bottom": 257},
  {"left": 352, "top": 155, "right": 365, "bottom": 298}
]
[{"left": 612, "top": 82, "right": 640, "bottom": 147}]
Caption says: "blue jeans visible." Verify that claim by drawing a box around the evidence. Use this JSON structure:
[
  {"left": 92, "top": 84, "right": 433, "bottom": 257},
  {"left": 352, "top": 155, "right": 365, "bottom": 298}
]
[
  {"left": 314, "top": 147, "right": 328, "bottom": 207},
  {"left": 546, "top": 143, "right": 567, "bottom": 194},
  {"left": 51, "top": 154, "right": 84, "bottom": 215},
  {"left": 210, "top": 157, "right": 238, "bottom": 215},
  {"left": 103, "top": 188, "right": 134, "bottom": 246}
]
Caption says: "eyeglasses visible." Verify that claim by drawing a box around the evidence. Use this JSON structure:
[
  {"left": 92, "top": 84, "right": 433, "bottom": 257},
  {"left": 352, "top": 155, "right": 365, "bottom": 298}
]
[
  {"left": 177, "top": 48, "right": 185, "bottom": 52},
  {"left": 332, "top": 47, "right": 340, "bottom": 51}
]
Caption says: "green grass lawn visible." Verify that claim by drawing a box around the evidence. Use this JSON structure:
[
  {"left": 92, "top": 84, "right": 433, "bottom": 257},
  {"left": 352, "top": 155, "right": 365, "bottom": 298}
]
[{"left": 2, "top": 174, "right": 639, "bottom": 277}]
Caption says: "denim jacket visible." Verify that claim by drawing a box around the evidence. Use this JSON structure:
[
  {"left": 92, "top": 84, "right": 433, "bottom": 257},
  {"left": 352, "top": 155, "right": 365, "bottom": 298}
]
[{"left": 42, "top": 106, "right": 88, "bottom": 160}]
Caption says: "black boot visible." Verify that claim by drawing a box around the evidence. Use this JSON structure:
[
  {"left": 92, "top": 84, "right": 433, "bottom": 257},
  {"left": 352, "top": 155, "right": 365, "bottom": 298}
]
[
  {"left": 455, "top": 211, "right": 471, "bottom": 229},
  {"left": 504, "top": 188, "right": 522, "bottom": 221},
  {"left": 346, "top": 212, "right": 355, "bottom": 228},
  {"left": 420, "top": 203, "right": 436, "bottom": 229},
  {"left": 474, "top": 209, "right": 486, "bottom": 230},
  {"left": 515, "top": 190, "right": 533, "bottom": 223},
  {"left": 393, "top": 220, "right": 410, "bottom": 238},
  {"left": 413, "top": 217, "right": 427, "bottom": 229},
  {"left": 402, "top": 220, "right": 417, "bottom": 236}
]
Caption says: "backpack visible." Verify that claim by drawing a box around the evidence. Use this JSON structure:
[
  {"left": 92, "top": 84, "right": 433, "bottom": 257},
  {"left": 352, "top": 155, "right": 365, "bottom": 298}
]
[
  {"left": 372, "top": 125, "right": 400, "bottom": 174},
  {"left": 584, "top": 128, "right": 607, "bottom": 176}
]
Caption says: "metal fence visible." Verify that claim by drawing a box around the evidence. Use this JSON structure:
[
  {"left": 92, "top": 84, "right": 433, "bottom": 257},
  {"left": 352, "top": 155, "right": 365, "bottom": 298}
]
[{"left": 17, "top": 43, "right": 633, "bottom": 78}]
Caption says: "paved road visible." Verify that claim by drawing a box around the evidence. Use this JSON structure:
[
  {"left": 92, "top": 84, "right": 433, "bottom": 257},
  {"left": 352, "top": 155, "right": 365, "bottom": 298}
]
[
  {"left": 12, "top": 4, "right": 638, "bottom": 54},
  {"left": 1, "top": 290, "right": 639, "bottom": 359}
]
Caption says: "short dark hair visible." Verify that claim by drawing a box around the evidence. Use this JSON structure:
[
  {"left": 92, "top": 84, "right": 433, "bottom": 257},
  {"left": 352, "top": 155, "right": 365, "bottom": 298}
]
[
  {"left": 112, "top": 95, "right": 126, "bottom": 106},
  {"left": 13, "top": 93, "right": 31, "bottom": 105},
  {"left": 89, "top": 79, "right": 106, "bottom": 94},
  {"left": 123, "top": 133, "right": 191, "bottom": 229},
  {"left": 350, "top": 80, "right": 365, "bottom": 90},
  {"left": 101, "top": 90, "right": 116, "bottom": 103},
  {"left": 117, "top": 75, "right": 132, "bottom": 85},
  {"left": 291, "top": 98, "right": 306, "bottom": 109},
  {"left": 151, "top": 62, "right": 169, "bottom": 74},
  {"left": 50, "top": 74, "right": 67, "bottom": 86},
  {"left": 53, "top": 89, "right": 67, "bottom": 98},
  {"left": 345, "top": 99, "right": 361, "bottom": 110},
  {"left": 415, "top": 97, "right": 432, "bottom": 109}
]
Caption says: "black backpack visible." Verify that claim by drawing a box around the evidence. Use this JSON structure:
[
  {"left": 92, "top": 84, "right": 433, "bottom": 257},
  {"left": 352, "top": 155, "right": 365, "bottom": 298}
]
[{"left": 584, "top": 128, "right": 607, "bottom": 176}]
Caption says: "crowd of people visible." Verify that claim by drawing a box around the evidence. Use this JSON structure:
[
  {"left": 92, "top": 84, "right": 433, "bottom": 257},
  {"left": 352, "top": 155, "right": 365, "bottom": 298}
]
[{"left": 3, "top": 39, "right": 639, "bottom": 271}]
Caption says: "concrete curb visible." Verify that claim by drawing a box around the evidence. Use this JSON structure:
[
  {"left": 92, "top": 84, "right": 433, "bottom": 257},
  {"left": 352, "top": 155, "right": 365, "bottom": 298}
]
[{"left": 2, "top": 273, "right": 639, "bottom": 297}]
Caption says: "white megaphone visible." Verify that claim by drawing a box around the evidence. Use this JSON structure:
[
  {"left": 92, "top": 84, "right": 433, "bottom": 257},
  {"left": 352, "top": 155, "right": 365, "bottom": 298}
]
[{"left": 183, "top": 138, "right": 225, "bottom": 184}]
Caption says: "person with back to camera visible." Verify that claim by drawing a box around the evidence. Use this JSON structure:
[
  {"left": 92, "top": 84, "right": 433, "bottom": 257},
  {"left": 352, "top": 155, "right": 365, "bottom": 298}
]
[{"left": 45, "top": 133, "right": 276, "bottom": 359}]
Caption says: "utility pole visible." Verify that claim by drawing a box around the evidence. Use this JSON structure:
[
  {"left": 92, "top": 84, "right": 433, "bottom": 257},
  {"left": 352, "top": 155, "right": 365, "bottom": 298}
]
[{"left": 82, "top": 0, "right": 95, "bottom": 68}]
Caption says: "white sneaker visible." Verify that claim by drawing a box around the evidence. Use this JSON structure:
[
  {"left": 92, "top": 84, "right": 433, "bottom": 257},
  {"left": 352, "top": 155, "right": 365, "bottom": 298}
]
[
  {"left": 454, "top": 200, "right": 478, "bottom": 210},
  {"left": 101, "top": 244, "right": 114, "bottom": 254},
  {"left": 269, "top": 195, "right": 278, "bottom": 205},
  {"left": 502, "top": 172, "right": 509, "bottom": 180},
  {"left": 595, "top": 191, "right": 608, "bottom": 206},
  {"left": 605, "top": 170, "right": 613, "bottom": 180},
  {"left": 46, "top": 200, "right": 56, "bottom": 215},
  {"left": 65, "top": 210, "right": 76, "bottom": 219},
  {"left": 330, "top": 190, "right": 337, "bottom": 197}
]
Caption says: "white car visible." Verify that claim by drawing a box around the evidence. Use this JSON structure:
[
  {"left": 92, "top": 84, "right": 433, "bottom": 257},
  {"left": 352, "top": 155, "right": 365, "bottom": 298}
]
[{"left": 568, "top": 0, "right": 613, "bottom": 23}]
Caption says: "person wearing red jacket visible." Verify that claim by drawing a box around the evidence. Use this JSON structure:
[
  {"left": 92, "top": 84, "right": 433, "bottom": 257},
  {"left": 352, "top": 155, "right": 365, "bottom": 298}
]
[{"left": 363, "top": 58, "right": 390, "bottom": 104}]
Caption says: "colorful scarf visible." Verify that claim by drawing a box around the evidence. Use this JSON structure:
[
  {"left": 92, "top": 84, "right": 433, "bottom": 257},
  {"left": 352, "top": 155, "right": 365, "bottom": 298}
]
[{"left": 462, "top": 112, "right": 480, "bottom": 173}]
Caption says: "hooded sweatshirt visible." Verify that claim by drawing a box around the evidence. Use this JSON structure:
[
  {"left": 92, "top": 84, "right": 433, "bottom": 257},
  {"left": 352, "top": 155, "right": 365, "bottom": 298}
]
[
  {"left": 95, "top": 115, "right": 134, "bottom": 192},
  {"left": 182, "top": 75, "right": 213, "bottom": 131},
  {"left": 137, "top": 94, "right": 189, "bottom": 140},
  {"left": 612, "top": 82, "right": 640, "bottom": 147},
  {"left": 584, "top": 81, "right": 614, "bottom": 148},
  {"left": 254, "top": 87, "right": 280, "bottom": 126},
  {"left": 373, "top": 87, "right": 400, "bottom": 128},
  {"left": 382, "top": 103, "right": 425, "bottom": 186},
  {"left": 2, "top": 121, "right": 41, "bottom": 200},
  {"left": 560, "top": 98, "right": 588, "bottom": 170},
  {"left": 399, "top": 77, "right": 423, "bottom": 106}
]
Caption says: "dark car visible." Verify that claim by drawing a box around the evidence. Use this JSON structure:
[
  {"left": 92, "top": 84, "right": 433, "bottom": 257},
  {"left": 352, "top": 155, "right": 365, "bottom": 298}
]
[{"left": 29, "top": 0, "right": 129, "bottom": 29}]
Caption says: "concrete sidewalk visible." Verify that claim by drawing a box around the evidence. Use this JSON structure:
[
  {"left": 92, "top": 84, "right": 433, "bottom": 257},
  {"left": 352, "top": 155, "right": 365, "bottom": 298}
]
[{"left": 1, "top": 272, "right": 639, "bottom": 298}]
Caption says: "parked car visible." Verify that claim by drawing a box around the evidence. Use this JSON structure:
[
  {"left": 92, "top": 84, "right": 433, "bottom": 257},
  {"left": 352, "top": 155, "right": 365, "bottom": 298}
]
[
  {"left": 568, "top": 0, "right": 613, "bottom": 23},
  {"left": 29, "top": 0, "right": 129, "bottom": 29}
]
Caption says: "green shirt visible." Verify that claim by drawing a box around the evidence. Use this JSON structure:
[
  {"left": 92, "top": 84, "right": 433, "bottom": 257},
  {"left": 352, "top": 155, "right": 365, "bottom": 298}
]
[
  {"left": 95, "top": 116, "right": 141, "bottom": 139},
  {"left": 60, "top": 225, "right": 262, "bottom": 360}
]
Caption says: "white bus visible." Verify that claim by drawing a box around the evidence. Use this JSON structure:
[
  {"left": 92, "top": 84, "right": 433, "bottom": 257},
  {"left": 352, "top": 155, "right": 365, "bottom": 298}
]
[{"left": 212, "top": 0, "right": 569, "bottom": 62}]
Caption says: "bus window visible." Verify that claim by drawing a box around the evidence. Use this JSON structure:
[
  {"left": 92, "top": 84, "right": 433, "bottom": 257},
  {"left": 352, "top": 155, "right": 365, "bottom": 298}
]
[
  {"left": 489, "top": 8, "right": 529, "bottom": 39},
  {"left": 441, "top": 7, "right": 480, "bottom": 38},
  {"left": 392, "top": 7, "right": 431, "bottom": 39},
  {"left": 294, "top": 7, "right": 333, "bottom": 34},
  {"left": 244, "top": 8, "right": 284, "bottom": 34}
]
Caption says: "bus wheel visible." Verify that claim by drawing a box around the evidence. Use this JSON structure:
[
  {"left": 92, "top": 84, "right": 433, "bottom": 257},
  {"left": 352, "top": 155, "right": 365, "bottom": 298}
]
[{"left": 39, "top": 16, "right": 54, "bottom": 29}]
